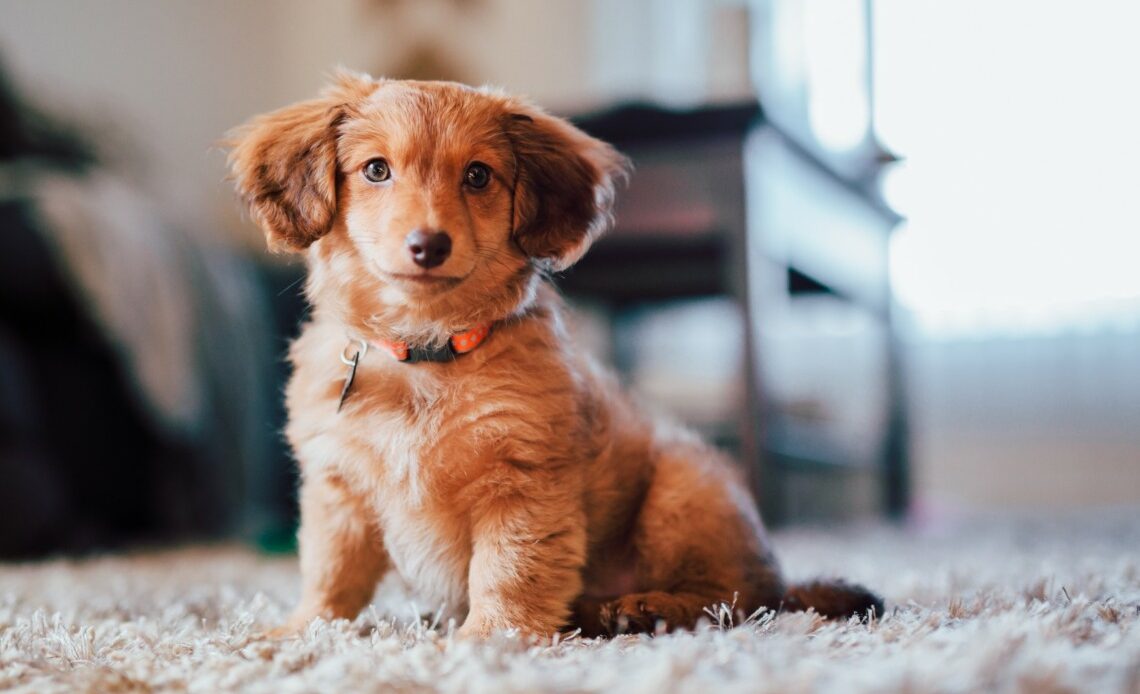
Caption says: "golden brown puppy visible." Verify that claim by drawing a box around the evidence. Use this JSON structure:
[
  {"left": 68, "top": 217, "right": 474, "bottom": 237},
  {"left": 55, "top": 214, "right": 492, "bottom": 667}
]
[{"left": 228, "top": 70, "right": 881, "bottom": 639}]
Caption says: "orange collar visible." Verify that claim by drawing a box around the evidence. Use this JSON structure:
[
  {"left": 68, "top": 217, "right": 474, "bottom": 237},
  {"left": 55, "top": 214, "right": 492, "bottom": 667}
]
[{"left": 370, "top": 323, "right": 492, "bottom": 363}]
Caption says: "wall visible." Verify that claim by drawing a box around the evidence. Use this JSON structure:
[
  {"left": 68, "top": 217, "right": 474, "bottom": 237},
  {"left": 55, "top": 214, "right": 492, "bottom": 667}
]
[
  {"left": 0, "top": 0, "right": 750, "bottom": 251},
  {"left": 909, "top": 329, "right": 1140, "bottom": 513},
  {"left": 0, "top": 0, "right": 289, "bottom": 247},
  {"left": 0, "top": 0, "right": 600, "bottom": 249}
]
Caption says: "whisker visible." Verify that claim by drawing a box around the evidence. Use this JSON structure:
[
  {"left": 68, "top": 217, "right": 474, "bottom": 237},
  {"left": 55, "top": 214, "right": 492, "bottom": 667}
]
[{"left": 276, "top": 273, "right": 306, "bottom": 297}]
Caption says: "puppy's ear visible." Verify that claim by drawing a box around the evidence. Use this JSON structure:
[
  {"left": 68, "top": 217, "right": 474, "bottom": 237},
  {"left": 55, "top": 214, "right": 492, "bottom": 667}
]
[
  {"left": 505, "top": 106, "right": 630, "bottom": 271},
  {"left": 226, "top": 70, "right": 375, "bottom": 251}
]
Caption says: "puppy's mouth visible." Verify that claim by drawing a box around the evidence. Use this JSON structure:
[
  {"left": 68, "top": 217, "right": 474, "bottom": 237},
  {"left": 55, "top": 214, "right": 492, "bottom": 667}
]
[{"left": 377, "top": 269, "right": 466, "bottom": 290}]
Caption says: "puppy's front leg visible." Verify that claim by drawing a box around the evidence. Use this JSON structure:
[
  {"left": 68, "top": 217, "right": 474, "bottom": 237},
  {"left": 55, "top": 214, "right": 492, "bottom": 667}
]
[
  {"left": 273, "top": 470, "right": 388, "bottom": 636},
  {"left": 459, "top": 488, "right": 587, "bottom": 639}
]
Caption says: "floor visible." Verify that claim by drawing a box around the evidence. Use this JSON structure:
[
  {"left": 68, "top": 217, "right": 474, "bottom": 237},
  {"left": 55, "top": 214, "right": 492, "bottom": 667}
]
[{"left": 1, "top": 509, "right": 1138, "bottom": 693}]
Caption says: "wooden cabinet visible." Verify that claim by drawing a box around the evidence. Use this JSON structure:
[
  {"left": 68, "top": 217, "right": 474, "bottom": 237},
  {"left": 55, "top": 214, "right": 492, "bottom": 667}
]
[{"left": 564, "top": 103, "right": 908, "bottom": 525}]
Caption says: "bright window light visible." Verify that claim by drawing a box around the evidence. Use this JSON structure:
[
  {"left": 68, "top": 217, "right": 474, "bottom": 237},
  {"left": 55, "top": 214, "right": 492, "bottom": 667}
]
[
  {"left": 875, "top": 0, "right": 1140, "bottom": 334},
  {"left": 804, "top": 0, "right": 869, "bottom": 151}
]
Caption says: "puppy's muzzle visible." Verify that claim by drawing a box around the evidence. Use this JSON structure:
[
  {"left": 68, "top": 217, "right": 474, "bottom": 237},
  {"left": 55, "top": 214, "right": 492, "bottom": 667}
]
[{"left": 405, "top": 228, "right": 452, "bottom": 269}]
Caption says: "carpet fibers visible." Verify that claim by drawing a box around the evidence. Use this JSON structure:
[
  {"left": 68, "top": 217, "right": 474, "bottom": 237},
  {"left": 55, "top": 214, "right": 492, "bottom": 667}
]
[{"left": 2, "top": 511, "right": 1138, "bottom": 693}]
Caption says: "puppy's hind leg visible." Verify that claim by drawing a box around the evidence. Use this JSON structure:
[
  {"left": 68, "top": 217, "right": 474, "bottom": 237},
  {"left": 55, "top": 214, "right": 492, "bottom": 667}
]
[
  {"left": 597, "top": 443, "right": 785, "bottom": 636},
  {"left": 598, "top": 590, "right": 721, "bottom": 635}
]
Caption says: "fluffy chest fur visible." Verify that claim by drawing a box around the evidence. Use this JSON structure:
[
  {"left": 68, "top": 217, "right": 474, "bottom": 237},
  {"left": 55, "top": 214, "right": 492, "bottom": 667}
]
[{"left": 283, "top": 311, "right": 587, "bottom": 614}]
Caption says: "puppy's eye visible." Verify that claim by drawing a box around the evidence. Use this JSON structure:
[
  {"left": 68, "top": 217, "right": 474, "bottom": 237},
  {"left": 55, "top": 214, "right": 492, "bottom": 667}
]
[
  {"left": 363, "top": 158, "right": 391, "bottom": 183},
  {"left": 464, "top": 162, "right": 491, "bottom": 189}
]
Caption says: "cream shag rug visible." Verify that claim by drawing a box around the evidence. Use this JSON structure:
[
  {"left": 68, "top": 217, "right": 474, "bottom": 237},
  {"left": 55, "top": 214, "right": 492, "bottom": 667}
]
[{"left": 2, "top": 511, "right": 1138, "bottom": 693}]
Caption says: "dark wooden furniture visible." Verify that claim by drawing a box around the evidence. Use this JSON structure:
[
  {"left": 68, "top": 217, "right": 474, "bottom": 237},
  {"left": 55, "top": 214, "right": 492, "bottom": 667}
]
[{"left": 563, "top": 103, "right": 907, "bottom": 525}]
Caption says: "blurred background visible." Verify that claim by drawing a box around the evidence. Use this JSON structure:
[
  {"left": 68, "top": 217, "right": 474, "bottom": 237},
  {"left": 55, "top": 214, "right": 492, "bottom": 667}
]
[{"left": 1, "top": 0, "right": 1137, "bottom": 558}]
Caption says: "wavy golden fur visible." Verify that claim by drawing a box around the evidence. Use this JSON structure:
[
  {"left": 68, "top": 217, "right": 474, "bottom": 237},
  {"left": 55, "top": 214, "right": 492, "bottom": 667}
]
[{"left": 227, "top": 70, "right": 881, "bottom": 639}]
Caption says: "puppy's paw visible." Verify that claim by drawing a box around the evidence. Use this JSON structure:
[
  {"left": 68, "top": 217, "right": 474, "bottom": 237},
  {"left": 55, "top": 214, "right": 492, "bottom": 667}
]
[
  {"left": 599, "top": 594, "right": 667, "bottom": 636},
  {"left": 456, "top": 614, "right": 557, "bottom": 642},
  {"left": 261, "top": 625, "right": 298, "bottom": 640},
  {"left": 456, "top": 614, "right": 515, "bottom": 640},
  {"left": 455, "top": 620, "right": 491, "bottom": 640},
  {"left": 257, "top": 614, "right": 313, "bottom": 640}
]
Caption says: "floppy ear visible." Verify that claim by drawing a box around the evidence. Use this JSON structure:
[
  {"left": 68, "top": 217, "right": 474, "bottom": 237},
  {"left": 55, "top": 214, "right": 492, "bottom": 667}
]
[
  {"left": 226, "top": 71, "right": 375, "bottom": 251},
  {"left": 505, "top": 106, "right": 630, "bottom": 271}
]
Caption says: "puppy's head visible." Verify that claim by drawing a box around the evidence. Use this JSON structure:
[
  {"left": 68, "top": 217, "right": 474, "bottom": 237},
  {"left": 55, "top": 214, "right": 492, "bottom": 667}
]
[{"left": 227, "top": 71, "right": 628, "bottom": 337}]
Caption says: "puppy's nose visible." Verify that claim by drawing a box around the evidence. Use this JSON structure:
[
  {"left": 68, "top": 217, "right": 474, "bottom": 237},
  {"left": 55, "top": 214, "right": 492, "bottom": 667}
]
[{"left": 405, "top": 228, "right": 451, "bottom": 269}]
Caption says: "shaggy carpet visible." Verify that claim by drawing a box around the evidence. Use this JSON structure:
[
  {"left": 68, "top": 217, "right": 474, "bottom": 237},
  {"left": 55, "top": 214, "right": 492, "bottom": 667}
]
[{"left": 1, "top": 510, "right": 1138, "bottom": 693}]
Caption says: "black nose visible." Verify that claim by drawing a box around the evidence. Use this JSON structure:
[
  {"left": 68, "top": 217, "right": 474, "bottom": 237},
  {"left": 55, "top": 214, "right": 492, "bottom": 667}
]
[{"left": 405, "top": 229, "right": 451, "bottom": 269}]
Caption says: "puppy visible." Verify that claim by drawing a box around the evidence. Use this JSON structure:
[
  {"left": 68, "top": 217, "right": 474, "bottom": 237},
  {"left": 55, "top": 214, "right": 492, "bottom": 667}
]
[{"left": 227, "top": 70, "right": 881, "bottom": 639}]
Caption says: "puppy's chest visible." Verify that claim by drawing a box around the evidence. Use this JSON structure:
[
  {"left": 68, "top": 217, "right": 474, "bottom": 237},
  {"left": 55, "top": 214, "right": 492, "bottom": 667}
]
[
  {"left": 332, "top": 368, "right": 487, "bottom": 611},
  {"left": 342, "top": 366, "right": 483, "bottom": 487},
  {"left": 376, "top": 485, "right": 473, "bottom": 616}
]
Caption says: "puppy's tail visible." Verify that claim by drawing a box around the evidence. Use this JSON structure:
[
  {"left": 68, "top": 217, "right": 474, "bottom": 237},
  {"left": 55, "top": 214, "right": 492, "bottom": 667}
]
[{"left": 782, "top": 579, "right": 883, "bottom": 620}]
